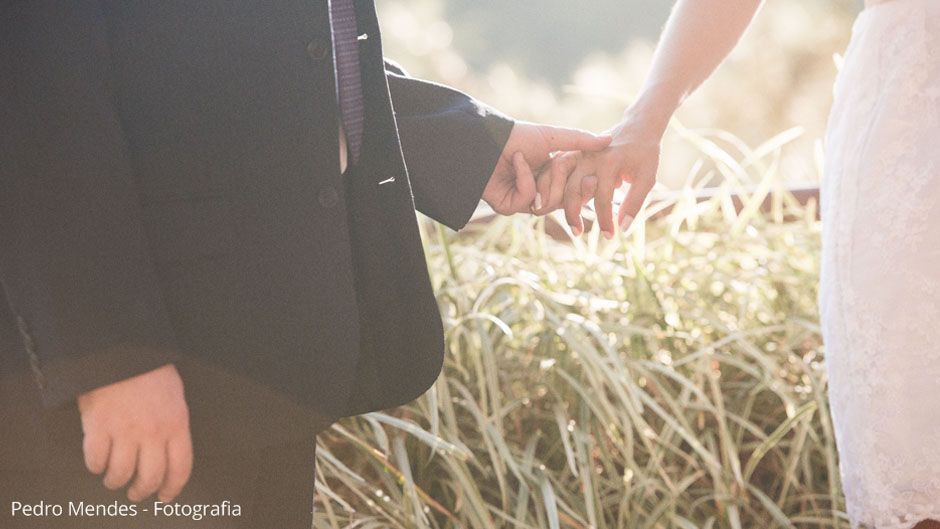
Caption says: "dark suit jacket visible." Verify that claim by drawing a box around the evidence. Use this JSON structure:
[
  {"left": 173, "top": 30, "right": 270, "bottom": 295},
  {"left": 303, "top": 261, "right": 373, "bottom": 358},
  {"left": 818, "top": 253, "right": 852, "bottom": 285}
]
[{"left": 0, "top": 0, "right": 513, "bottom": 460}]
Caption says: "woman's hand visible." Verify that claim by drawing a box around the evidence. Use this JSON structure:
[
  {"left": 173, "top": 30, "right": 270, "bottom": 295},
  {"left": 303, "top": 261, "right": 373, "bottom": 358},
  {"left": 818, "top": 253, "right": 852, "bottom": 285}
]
[
  {"left": 586, "top": 117, "right": 662, "bottom": 238},
  {"left": 532, "top": 0, "right": 764, "bottom": 237},
  {"left": 530, "top": 114, "right": 663, "bottom": 238}
]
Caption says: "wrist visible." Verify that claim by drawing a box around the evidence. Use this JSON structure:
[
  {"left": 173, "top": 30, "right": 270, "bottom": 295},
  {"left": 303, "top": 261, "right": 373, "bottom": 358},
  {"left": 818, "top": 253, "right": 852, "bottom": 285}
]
[{"left": 618, "top": 91, "right": 681, "bottom": 141}]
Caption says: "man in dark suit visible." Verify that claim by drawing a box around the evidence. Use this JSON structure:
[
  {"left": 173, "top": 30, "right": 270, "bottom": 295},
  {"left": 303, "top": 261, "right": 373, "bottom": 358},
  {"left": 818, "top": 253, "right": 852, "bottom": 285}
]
[{"left": 0, "top": 1, "right": 609, "bottom": 528}]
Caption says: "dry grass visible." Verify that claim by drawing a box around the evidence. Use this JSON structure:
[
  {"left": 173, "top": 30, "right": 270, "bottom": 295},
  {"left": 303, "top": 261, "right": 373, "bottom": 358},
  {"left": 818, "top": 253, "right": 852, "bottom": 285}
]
[{"left": 313, "top": 127, "right": 842, "bottom": 529}]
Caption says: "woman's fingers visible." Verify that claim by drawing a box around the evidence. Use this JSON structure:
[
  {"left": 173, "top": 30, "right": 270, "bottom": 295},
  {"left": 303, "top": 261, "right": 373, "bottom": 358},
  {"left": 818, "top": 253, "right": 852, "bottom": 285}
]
[
  {"left": 525, "top": 141, "right": 653, "bottom": 235},
  {"left": 618, "top": 173, "right": 655, "bottom": 232},
  {"left": 127, "top": 442, "right": 167, "bottom": 502},
  {"left": 563, "top": 180, "right": 583, "bottom": 235},
  {"left": 103, "top": 440, "right": 138, "bottom": 490},
  {"left": 580, "top": 175, "right": 598, "bottom": 204},
  {"left": 159, "top": 433, "right": 194, "bottom": 503},
  {"left": 83, "top": 432, "right": 111, "bottom": 475},
  {"left": 593, "top": 164, "right": 622, "bottom": 240}
]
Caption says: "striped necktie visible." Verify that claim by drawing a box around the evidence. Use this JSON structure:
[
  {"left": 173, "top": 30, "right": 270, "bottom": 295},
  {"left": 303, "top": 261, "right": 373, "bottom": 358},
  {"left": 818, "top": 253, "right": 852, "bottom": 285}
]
[{"left": 330, "top": 0, "right": 365, "bottom": 165}]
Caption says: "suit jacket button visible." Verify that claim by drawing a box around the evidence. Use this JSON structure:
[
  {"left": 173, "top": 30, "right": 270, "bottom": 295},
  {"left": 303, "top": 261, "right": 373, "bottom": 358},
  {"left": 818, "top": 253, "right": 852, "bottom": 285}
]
[
  {"left": 318, "top": 186, "right": 339, "bottom": 208},
  {"left": 306, "top": 40, "right": 329, "bottom": 60}
]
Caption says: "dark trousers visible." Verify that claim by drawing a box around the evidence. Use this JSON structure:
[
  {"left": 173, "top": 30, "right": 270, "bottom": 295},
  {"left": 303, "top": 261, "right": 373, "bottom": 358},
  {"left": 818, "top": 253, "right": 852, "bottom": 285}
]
[{"left": 0, "top": 382, "right": 320, "bottom": 529}]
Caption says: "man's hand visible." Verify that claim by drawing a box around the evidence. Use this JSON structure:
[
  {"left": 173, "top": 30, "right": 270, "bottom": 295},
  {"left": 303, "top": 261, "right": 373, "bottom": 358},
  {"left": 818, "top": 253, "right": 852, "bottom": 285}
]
[
  {"left": 482, "top": 122, "right": 610, "bottom": 215},
  {"left": 77, "top": 363, "right": 193, "bottom": 503}
]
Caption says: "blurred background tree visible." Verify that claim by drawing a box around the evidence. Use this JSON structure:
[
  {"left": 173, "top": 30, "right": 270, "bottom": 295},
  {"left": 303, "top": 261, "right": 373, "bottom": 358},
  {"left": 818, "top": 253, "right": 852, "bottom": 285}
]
[{"left": 377, "top": 0, "right": 861, "bottom": 188}]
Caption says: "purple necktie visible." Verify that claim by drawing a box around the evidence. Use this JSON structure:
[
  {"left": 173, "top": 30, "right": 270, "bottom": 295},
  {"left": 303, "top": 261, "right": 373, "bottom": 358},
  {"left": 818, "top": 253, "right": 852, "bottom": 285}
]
[{"left": 330, "top": 0, "right": 365, "bottom": 165}]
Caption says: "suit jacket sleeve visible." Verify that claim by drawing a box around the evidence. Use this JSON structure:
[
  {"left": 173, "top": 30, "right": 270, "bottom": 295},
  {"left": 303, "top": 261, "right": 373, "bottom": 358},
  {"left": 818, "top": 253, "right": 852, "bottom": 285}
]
[
  {"left": 385, "top": 59, "right": 515, "bottom": 231},
  {"left": 0, "top": 1, "right": 178, "bottom": 408}
]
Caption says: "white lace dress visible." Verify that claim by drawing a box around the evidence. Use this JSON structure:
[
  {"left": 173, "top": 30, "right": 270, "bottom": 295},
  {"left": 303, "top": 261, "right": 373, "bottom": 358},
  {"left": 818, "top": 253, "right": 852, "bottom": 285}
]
[{"left": 820, "top": 1, "right": 940, "bottom": 528}]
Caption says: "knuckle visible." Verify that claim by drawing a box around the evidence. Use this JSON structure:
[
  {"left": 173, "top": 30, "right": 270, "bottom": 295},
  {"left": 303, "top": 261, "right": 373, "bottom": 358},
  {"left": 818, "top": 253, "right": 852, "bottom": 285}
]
[
  {"left": 130, "top": 423, "right": 160, "bottom": 440},
  {"left": 169, "top": 413, "right": 191, "bottom": 431},
  {"left": 80, "top": 414, "right": 103, "bottom": 431},
  {"left": 86, "top": 419, "right": 115, "bottom": 438}
]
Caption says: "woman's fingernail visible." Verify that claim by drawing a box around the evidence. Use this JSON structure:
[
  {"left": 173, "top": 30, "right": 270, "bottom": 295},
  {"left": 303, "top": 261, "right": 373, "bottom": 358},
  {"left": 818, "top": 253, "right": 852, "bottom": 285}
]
[
  {"left": 620, "top": 215, "right": 635, "bottom": 232},
  {"left": 534, "top": 193, "right": 543, "bottom": 210},
  {"left": 603, "top": 230, "right": 614, "bottom": 240}
]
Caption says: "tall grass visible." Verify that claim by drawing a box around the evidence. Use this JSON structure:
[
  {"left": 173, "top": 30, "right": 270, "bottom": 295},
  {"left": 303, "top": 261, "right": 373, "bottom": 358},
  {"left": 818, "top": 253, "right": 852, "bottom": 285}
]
[{"left": 313, "top": 128, "right": 841, "bottom": 529}]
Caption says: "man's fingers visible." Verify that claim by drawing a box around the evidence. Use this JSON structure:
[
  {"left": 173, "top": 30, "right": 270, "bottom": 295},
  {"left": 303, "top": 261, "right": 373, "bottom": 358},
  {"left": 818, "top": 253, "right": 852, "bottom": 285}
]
[
  {"left": 127, "top": 442, "right": 167, "bottom": 502},
  {"left": 540, "top": 125, "right": 611, "bottom": 153},
  {"left": 511, "top": 152, "right": 537, "bottom": 214},
  {"left": 159, "top": 434, "right": 194, "bottom": 503},
  {"left": 594, "top": 167, "right": 620, "bottom": 240},
  {"left": 83, "top": 432, "right": 111, "bottom": 475},
  {"left": 103, "top": 441, "right": 138, "bottom": 490}
]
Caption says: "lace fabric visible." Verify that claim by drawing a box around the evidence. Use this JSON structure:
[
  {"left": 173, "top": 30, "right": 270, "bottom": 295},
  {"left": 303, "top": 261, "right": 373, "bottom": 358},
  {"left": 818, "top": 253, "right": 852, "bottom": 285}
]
[{"left": 820, "top": 1, "right": 940, "bottom": 528}]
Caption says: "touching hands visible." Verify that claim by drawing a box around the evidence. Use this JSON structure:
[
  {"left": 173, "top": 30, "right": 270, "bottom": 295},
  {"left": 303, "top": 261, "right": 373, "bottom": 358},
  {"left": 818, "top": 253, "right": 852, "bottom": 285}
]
[
  {"left": 482, "top": 121, "right": 611, "bottom": 215},
  {"left": 77, "top": 363, "right": 193, "bottom": 503},
  {"left": 528, "top": 115, "right": 663, "bottom": 238}
]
